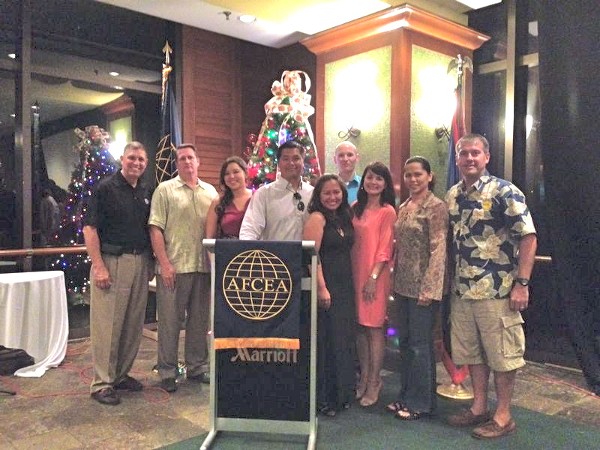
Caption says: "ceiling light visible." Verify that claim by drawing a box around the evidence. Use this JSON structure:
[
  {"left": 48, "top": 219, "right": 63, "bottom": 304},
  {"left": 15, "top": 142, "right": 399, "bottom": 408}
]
[
  {"left": 8, "top": 53, "right": 16, "bottom": 59},
  {"left": 239, "top": 15, "right": 256, "bottom": 24},
  {"left": 10, "top": 113, "right": 15, "bottom": 118},
  {"left": 455, "top": 0, "right": 502, "bottom": 9},
  {"left": 113, "top": 86, "right": 124, "bottom": 91},
  {"left": 109, "top": 71, "right": 120, "bottom": 77}
]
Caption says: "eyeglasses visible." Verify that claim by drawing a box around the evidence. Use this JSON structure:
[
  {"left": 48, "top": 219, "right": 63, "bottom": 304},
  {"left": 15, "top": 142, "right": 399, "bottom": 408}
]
[{"left": 293, "top": 192, "right": 305, "bottom": 212}]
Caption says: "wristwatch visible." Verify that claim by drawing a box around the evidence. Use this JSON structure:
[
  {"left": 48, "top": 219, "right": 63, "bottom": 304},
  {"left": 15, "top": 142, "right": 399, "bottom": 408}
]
[
  {"left": 370, "top": 273, "right": 379, "bottom": 280},
  {"left": 515, "top": 278, "right": 529, "bottom": 287}
]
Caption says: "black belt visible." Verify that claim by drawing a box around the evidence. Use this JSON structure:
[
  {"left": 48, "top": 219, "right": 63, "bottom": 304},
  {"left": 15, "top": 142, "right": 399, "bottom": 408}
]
[
  {"left": 101, "top": 242, "right": 148, "bottom": 256},
  {"left": 121, "top": 247, "right": 148, "bottom": 255}
]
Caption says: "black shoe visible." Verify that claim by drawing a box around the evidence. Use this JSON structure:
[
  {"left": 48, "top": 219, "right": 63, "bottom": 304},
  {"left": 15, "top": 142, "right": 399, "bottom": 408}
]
[
  {"left": 188, "top": 372, "right": 210, "bottom": 384},
  {"left": 161, "top": 377, "right": 177, "bottom": 393},
  {"left": 91, "top": 387, "right": 120, "bottom": 405},
  {"left": 114, "top": 376, "right": 143, "bottom": 392}
]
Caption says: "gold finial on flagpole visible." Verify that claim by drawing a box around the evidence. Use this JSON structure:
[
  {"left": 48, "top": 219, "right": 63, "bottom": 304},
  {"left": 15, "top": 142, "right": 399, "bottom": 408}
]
[{"left": 162, "top": 41, "right": 173, "bottom": 66}]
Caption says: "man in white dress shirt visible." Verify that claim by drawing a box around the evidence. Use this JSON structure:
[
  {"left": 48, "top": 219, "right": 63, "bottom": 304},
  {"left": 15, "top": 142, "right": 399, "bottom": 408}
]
[{"left": 239, "top": 140, "right": 313, "bottom": 241}]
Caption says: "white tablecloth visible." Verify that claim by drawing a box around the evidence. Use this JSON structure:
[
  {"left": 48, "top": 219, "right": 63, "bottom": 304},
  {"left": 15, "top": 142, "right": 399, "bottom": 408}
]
[{"left": 0, "top": 271, "right": 69, "bottom": 377}]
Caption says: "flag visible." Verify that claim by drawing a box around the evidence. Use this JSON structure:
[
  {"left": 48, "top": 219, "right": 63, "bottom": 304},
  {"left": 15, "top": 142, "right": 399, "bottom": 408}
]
[
  {"left": 446, "top": 88, "right": 465, "bottom": 189},
  {"left": 155, "top": 41, "right": 180, "bottom": 185}
]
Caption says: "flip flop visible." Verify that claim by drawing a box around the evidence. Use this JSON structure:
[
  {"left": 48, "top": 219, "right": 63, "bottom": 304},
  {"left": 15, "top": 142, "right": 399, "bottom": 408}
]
[
  {"left": 318, "top": 404, "right": 337, "bottom": 417},
  {"left": 395, "top": 408, "right": 426, "bottom": 421}
]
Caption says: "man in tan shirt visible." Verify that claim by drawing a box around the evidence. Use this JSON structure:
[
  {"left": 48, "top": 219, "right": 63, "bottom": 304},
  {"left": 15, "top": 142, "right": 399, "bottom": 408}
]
[{"left": 149, "top": 144, "right": 218, "bottom": 393}]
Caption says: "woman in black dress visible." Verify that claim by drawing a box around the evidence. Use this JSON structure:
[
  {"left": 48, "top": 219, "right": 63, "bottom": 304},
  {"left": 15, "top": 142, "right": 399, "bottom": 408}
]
[{"left": 303, "top": 174, "right": 356, "bottom": 417}]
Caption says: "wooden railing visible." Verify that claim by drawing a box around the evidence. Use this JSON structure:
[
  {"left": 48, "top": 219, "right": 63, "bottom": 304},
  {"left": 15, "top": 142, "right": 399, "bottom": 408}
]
[
  {"left": 0, "top": 246, "right": 87, "bottom": 258},
  {"left": 0, "top": 246, "right": 552, "bottom": 263}
]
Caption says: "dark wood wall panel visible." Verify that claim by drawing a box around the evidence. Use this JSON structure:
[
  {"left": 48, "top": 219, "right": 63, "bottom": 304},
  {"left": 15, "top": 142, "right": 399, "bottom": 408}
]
[{"left": 181, "top": 26, "right": 241, "bottom": 186}]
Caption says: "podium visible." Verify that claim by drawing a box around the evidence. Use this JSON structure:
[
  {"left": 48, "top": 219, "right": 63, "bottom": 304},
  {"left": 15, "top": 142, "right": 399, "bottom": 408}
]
[{"left": 201, "top": 239, "right": 318, "bottom": 450}]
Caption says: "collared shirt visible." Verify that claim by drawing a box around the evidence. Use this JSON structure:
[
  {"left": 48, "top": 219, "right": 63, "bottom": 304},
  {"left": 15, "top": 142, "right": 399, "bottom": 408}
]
[
  {"left": 239, "top": 177, "right": 314, "bottom": 241},
  {"left": 445, "top": 175, "right": 536, "bottom": 300},
  {"left": 148, "top": 175, "right": 218, "bottom": 273},
  {"left": 393, "top": 192, "right": 448, "bottom": 301},
  {"left": 84, "top": 170, "right": 152, "bottom": 251},
  {"left": 344, "top": 174, "right": 361, "bottom": 205}
]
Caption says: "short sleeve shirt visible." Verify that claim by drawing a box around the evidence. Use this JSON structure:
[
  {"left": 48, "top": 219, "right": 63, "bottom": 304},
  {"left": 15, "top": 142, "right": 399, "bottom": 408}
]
[
  {"left": 84, "top": 170, "right": 152, "bottom": 250},
  {"left": 445, "top": 175, "right": 536, "bottom": 300},
  {"left": 148, "top": 176, "right": 218, "bottom": 273}
]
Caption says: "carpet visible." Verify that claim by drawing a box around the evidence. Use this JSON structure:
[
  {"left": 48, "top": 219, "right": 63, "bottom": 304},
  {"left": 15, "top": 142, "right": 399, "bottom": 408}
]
[{"left": 161, "top": 374, "right": 600, "bottom": 450}]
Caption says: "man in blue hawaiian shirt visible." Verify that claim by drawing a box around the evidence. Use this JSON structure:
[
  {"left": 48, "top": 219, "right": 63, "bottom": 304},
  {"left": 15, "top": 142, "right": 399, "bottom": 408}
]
[{"left": 445, "top": 134, "right": 537, "bottom": 440}]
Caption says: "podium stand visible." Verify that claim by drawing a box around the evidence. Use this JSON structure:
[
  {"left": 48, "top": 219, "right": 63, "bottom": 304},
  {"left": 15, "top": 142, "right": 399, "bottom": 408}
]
[{"left": 201, "top": 239, "right": 318, "bottom": 450}]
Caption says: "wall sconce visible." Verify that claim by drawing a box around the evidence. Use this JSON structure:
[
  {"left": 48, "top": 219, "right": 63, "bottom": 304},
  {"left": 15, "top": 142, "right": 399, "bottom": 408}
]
[
  {"left": 434, "top": 125, "right": 450, "bottom": 141},
  {"left": 338, "top": 126, "right": 361, "bottom": 140}
]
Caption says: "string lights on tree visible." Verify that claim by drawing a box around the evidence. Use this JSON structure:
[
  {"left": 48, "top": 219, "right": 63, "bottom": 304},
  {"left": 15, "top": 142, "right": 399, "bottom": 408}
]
[{"left": 51, "top": 126, "right": 117, "bottom": 303}]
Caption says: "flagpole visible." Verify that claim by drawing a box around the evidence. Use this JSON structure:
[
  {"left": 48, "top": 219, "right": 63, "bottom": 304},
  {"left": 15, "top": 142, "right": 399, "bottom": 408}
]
[
  {"left": 155, "top": 40, "right": 179, "bottom": 185},
  {"left": 437, "top": 54, "right": 474, "bottom": 401}
]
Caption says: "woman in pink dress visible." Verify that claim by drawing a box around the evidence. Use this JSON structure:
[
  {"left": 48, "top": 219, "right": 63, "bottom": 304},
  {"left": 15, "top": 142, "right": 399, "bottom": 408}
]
[
  {"left": 206, "top": 156, "right": 252, "bottom": 239},
  {"left": 351, "top": 161, "right": 396, "bottom": 407}
]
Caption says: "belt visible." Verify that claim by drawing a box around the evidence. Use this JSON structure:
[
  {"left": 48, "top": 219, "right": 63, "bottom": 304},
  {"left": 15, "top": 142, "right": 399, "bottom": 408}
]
[{"left": 121, "top": 247, "right": 148, "bottom": 255}]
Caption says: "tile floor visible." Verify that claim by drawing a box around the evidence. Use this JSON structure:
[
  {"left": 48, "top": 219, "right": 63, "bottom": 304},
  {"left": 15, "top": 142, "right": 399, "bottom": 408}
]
[{"left": 1, "top": 335, "right": 599, "bottom": 449}]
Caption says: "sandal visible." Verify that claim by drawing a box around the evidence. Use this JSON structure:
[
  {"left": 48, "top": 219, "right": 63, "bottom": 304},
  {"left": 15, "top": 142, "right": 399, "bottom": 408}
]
[
  {"left": 386, "top": 401, "right": 406, "bottom": 414},
  {"left": 318, "top": 404, "right": 337, "bottom": 417},
  {"left": 395, "top": 408, "right": 426, "bottom": 421}
]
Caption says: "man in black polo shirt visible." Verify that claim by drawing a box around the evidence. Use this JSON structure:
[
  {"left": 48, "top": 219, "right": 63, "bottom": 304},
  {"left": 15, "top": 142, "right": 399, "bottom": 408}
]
[{"left": 83, "top": 141, "right": 153, "bottom": 405}]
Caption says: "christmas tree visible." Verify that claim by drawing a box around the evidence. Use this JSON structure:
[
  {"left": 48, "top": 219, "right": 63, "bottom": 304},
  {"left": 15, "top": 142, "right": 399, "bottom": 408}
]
[
  {"left": 51, "top": 126, "right": 117, "bottom": 303},
  {"left": 247, "top": 70, "right": 320, "bottom": 188}
]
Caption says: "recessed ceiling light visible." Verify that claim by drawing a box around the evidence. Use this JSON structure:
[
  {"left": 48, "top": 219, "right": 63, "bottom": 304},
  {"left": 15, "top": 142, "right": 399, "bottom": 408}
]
[
  {"left": 109, "top": 71, "right": 120, "bottom": 77},
  {"left": 8, "top": 53, "right": 16, "bottom": 59},
  {"left": 239, "top": 14, "right": 256, "bottom": 24},
  {"left": 455, "top": 0, "right": 502, "bottom": 9},
  {"left": 113, "top": 86, "right": 124, "bottom": 90}
]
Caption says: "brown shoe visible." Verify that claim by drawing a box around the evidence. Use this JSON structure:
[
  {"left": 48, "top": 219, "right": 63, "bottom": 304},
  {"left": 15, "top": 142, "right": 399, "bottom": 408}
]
[
  {"left": 447, "top": 408, "right": 491, "bottom": 427},
  {"left": 91, "top": 387, "right": 120, "bottom": 405},
  {"left": 472, "top": 419, "right": 516, "bottom": 439}
]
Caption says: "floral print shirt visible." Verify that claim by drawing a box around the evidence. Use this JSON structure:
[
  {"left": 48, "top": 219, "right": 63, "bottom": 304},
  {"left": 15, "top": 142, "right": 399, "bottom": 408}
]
[
  {"left": 393, "top": 192, "right": 448, "bottom": 301},
  {"left": 445, "top": 175, "right": 536, "bottom": 300}
]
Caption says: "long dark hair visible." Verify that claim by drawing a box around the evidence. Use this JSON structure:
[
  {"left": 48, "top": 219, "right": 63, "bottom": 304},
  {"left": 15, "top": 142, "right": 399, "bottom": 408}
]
[
  {"left": 307, "top": 174, "right": 354, "bottom": 227},
  {"left": 353, "top": 161, "right": 396, "bottom": 218},
  {"left": 216, "top": 156, "right": 247, "bottom": 219},
  {"left": 405, "top": 155, "right": 436, "bottom": 190}
]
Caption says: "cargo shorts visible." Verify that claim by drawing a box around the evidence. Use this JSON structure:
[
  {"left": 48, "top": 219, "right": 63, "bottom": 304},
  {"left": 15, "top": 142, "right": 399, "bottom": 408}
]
[{"left": 450, "top": 294, "right": 525, "bottom": 372}]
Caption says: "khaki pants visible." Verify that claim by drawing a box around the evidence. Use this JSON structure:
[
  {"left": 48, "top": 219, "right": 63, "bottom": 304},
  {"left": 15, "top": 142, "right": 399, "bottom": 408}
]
[
  {"left": 156, "top": 272, "right": 210, "bottom": 380},
  {"left": 90, "top": 252, "right": 151, "bottom": 393}
]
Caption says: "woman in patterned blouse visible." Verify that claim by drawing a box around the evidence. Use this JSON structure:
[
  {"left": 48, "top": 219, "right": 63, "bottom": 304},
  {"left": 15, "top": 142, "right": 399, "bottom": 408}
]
[{"left": 386, "top": 156, "right": 448, "bottom": 420}]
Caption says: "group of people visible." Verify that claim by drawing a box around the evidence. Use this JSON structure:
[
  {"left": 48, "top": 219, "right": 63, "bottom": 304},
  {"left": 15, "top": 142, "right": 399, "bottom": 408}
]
[{"left": 83, "top": 133, "right": 537, "bottom": 441}]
